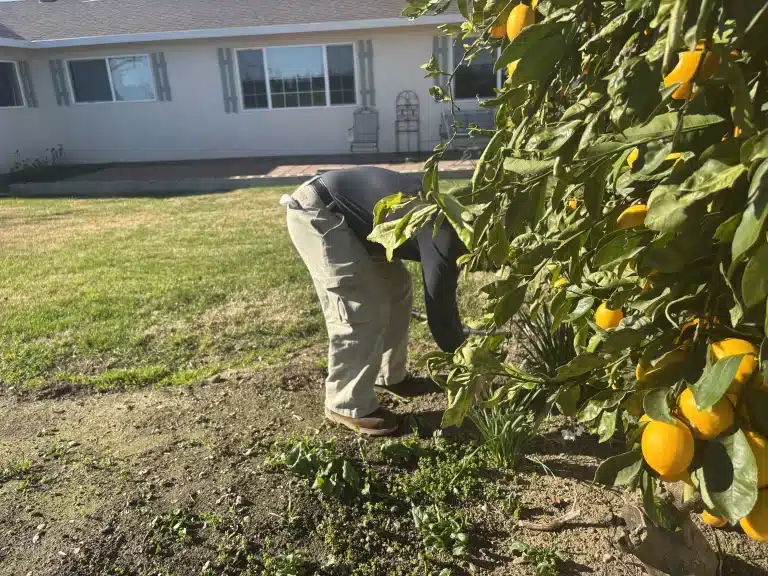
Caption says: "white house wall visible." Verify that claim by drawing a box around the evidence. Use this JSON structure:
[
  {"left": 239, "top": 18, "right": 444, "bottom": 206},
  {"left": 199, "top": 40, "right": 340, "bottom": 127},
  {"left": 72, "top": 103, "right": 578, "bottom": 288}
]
[
  {"left": 0, "top": 48, "right": 52, "bottom": 174},
  {"left": 3, "top": 25, "right": 482, "bottom": 169}
]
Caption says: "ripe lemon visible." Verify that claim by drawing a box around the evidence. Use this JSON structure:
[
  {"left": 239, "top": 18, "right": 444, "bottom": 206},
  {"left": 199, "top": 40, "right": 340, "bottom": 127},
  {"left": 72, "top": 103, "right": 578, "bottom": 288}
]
[
  {"left": 642, "top": 418, "right": 695, "bottom": 478},
  {"left": 639, "top": 414, "right": 652, "bottom": 424},
  {"left": 745, "top": 431, "right": 768, "bottom": 489},
  {"left": 595, "top": 303, "right": 623, "bottom": 330},
  {"left": 616, "top": 205, "right": 648, "bottom": 229},
  {"left": 552, "top": 277, "right": 567, "bottom": 289},
  {"left": 710, "top": 339, "right": 758, "bottom": 396},
  {"left": 677, "top": 387, "right": 734, "bottom": 440},
  {"left": 627, "top": 148, "right": 640, "bottom": 169},
  {"left": 490, "top": 9, "right": 509, "bottom": 38},
  {"left": 701, "top": 510, "right": 728, "bottom": 528},
  {"left": 635, "top": 349, "right": 686, "bottom": 381},
  {"left": 740, "top": 488, "right": 768, "bottom": 542},
  {"left": 507, "top": 3, "right": 535, "bottom": 41},
  {"left": 567, "top": 198, "right": 578, "bottom": 210},
  {"left": 664, "top": 49, "right": 720, "bottom": 100}
]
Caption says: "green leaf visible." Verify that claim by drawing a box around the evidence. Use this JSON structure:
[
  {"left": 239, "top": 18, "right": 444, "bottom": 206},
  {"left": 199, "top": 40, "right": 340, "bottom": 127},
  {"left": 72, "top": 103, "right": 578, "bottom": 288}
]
[
  {"left": 643, "top": 388, "right": 675, "bottom": 424},
  {"left": 494, "top": 285, "right": 527, "bottom": 326},
  {"left": 435, "top": 192, "right": 473, "bottom": 248},
  {"left": 691, "top": 355, "right": 746, "bottom": 410},
  {"left": 503, "top": 157, "right": 556, "bottom": 175},
  {"left": 556, "top": 384, "right": 581, "bottom": 417},
  {"left": 495, "top": 22, "right": 568, "bottom": 70},
  {"left": 742, "top": 244, "right": 768, "bottom": 309},
  {"left": 442, "top": 384, "right": 473, "bottom": 428},
  {"left": 509, "top": 33, "right": 568, "bottom": 87},
  {"left": 598, "top": 409, "right": 618, "bottom": 442},
  {"left": 554, "top": 353, "right": 608, "bottom": 381},
  {"left": 579, "top": 114, "right": 725, "bottom": 160},
  {"left": 594, "top": 451, "right": 643, "bottom": 487},
  {"left": 566, "top": 297, "right": 596, "bottom": 322},
  {"left": 593, "top": 230, "right": 644, "bottom": 269},
  {"left": 732, "top": 174, "right": 768, "bottom": 266},
  {"left": 696, "top": 430, "right": 758, "bottom": 524},
  {"left": 581, "top": 11, "right": 635, "bottom": 50},
  {"left": 602, "top": 327, "right": 647, "bottom": 355},
  {"left": 715, "top": 213, "right": 742, "bottom": 244},
  {"left": 373, "top": 192, "right": 408, "bottom": 224},
  {"left": 583, "top": 176, "right": 604, "bottom": 219}
]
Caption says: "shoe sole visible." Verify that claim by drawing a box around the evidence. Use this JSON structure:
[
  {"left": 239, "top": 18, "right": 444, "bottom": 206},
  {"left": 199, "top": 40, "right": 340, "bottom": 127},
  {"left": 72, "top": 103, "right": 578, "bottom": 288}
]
[{"left": 324, "top": 408, "right": 398, "bottom": 436}]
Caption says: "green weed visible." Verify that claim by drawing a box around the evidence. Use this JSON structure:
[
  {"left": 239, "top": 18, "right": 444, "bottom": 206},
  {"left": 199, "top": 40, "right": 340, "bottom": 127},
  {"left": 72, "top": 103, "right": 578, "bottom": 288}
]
[
  {"left": 145, "top": 508, "right": 201, "bottom": 555},
  {"left": 508, "top": 541, "right": 564, "bottom": 576},
  {"left": 379, "top": 438, "right": 429, "bottom": 464},
  {"left": 267, "top": 437, "right": 364, "bottom": 499},
  {"left": 0, "top": 457, "right": 33, "bottom": 482},
  {"left": 412, "top": 504, "right": 469, "bottom": 558},
  {"left": 261, "top": 552, "right": 308, "bottom": 576}
]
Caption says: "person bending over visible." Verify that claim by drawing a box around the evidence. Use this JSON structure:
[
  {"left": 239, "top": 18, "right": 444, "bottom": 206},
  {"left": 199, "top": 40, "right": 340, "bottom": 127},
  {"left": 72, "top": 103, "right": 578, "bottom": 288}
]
[{"left": 282, "top": 167, "right": 467, "bottom": 436}]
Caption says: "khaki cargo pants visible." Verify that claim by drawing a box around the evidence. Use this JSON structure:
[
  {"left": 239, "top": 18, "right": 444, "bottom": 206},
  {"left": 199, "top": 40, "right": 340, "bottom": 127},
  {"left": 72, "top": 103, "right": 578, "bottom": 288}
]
[{"left": 285, "top": 181, "right": 413, "bottom": 417}]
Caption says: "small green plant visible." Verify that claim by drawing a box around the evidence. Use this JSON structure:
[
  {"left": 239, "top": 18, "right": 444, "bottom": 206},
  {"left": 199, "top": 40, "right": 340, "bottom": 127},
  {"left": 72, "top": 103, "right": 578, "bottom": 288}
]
[
  {"left": 262, "top": 552, "right": 308, "bottom": 576},
  {"left": 379, "top": 438, "right": 429, "bottom": 464},
  {"left": 469, "top": 405, "right": 535, "bottom": 470},
  {"left": 0, "top": 457, "right": 33, "bottom": 482},
  {"left": 508, "top": 541, "right": 564, "bottom": 576},
  {"left": 267, "top": 437, "right": 362, "bottom": 499},
  {"left": 202, "top": 531, "right": 258, "bottom": 575},
  {"left": 412, "top": 504, "right": 469, "bottom": 558},
  {"left": 146, "top": 508, "right": 200, "bottom": 555}
]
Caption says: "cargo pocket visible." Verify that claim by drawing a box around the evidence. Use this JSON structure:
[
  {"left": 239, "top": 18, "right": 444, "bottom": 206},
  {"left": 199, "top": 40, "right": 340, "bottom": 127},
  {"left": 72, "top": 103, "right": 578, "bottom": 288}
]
[{"left": 323, "top": 277, "right": 373, "bottom": 326}]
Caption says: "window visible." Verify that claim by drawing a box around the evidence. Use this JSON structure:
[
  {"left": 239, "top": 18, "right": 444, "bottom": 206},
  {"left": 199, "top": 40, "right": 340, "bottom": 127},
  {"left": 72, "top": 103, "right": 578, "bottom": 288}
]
[
  {"left": 68, "top": 55, "right": 155, "bottom": 104},
  {"left": 237, "top": 44, "right": 356, "bottom": 110},
  {"left": 453, "top": 43, "right": 501, "bottom": 100},
  {"left": 0, "top": 61, "right": 24, "bottom": 108}
]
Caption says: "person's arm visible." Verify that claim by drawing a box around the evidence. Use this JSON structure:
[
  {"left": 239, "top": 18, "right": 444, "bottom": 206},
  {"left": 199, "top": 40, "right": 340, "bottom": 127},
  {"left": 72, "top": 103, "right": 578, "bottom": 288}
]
[{"left": 417, "top": 230, "right": 466, "bottom": 353}]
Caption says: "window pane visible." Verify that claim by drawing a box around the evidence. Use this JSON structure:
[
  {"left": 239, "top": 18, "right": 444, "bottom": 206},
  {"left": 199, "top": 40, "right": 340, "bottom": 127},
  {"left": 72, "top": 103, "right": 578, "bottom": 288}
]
[
  {"left": 266, "top": 46, "right": 325, "bottom": 108},
  {"left": 313, "top": 91, "right": 326, "bottom": 106},
  {"left": 0, "top": 62, "right": 23, "bottom": 107},
  {"left": 69, "top": 59, "right": 113, "bottom": 103},
  {"left": 237, "top": 50, "right": 268, "bottom": 109},
  {"left": 109, "top": 56, "right": 155, "bottom": 102},
  {"left": 453, "top": 43, "right": 496, "bottom": 100},
  {"left": 327, "top": 45, "right": 356, "bottom": 106}
]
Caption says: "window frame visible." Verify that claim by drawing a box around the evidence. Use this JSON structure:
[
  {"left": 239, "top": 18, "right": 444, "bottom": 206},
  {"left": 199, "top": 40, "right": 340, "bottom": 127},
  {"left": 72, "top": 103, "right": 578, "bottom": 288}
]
[
  {"left": 234, "top": 42, "right": 358, "bottom": 112},
  {"left": 450, "top": 43, "right": 504, "bottom": 102},
  {"left": 0, "top": 60, "right": 25, "bottom": 109},
  {"left": 65, "top": 54, "right": 158, "bottom": 105}
]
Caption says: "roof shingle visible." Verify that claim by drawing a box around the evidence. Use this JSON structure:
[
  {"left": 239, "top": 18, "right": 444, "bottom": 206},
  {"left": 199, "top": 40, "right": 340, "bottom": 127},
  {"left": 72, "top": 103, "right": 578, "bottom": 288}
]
[{"left": 0, "top": 0, "right": 419, "bottom": 42}]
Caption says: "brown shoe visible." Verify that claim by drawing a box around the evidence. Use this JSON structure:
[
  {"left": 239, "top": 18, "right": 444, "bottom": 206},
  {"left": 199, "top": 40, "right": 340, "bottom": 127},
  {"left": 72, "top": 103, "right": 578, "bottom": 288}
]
[{"left": 324, "top": 407, "right": 398, "bottom": 436}]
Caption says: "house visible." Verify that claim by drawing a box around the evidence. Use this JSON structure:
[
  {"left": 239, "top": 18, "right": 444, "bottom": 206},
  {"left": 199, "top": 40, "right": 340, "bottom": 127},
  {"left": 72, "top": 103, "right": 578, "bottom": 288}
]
[{"left": 0, "top": 0, "right": 501, "bottom": 175}]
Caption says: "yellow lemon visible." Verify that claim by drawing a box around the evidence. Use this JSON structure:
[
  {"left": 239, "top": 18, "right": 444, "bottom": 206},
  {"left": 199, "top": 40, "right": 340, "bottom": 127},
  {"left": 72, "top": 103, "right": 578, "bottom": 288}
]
[
  {"left": 506, "top": 3, "right": 535, "bottom": 41},
  {"left": 617, "top": 205, "right": 648, "bottom": 229},
  {"left": 641, "top": 418, "right": 695, "bottom": 478},
  {"left": 710, "top": 339, "right": 758, "bottom": 396},
  {"left": 740, "top": 489, "right": 768, "bottom": 542},
  {"left": 745, "top": 431, "right": 768, "bottom": 489},
  {"left": 677, "top": 387, "right": 734, "bottom": 440},
  {"left": 664, "top": 49, "right": 720, "bottom": 100},
  {"left": 595, "top": 303, "right": 623, "bottom": 330},
  {"left": 701, "top": 511, "right": 728, "bottom": 528}
]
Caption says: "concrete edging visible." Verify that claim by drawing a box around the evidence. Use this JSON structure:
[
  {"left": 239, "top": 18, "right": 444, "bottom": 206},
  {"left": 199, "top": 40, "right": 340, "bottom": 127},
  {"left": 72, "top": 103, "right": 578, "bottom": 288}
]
[{"left": 5, "top": 169, "right": 474, "bottom": 198}]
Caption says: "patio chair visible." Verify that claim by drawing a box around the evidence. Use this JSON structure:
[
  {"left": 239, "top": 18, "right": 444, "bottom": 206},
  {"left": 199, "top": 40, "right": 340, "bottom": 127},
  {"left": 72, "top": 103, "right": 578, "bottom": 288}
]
[{"left": 349, "top": 107, "right": 380, "bottom": 153}]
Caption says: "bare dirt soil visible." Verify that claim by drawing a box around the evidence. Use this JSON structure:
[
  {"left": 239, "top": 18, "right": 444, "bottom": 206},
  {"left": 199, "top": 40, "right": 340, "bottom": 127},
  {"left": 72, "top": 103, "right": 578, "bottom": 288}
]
[{"left": 1, "top": 347, "right": 766, "bottom": 576}]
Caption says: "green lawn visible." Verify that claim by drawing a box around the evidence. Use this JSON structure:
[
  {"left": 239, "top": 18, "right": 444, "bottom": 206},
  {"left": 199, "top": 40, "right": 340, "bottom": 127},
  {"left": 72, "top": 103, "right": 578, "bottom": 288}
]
[{"left": 0, "top": 185, "right": 487, "bottom": 391}]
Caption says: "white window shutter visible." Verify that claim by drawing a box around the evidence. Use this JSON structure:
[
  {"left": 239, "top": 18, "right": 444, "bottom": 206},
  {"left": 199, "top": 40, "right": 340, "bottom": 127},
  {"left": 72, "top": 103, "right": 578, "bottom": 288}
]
[
  {"left": 49, "top": 59, "right": 70, "bottom": 107},
  {"left": 217, "top": 48, "right": 239, "bottom": 114},
  {"left": 356, "top": 40, "right": 375, "bottom": 107},
  {"left": 150, "top": 52, "right": 172, "bottom": 102}
]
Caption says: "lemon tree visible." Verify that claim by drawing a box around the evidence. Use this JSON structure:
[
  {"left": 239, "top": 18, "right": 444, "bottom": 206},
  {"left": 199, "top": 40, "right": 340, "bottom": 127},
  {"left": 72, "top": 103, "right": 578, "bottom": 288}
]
[{"left": 372, "top": 0, "right": 768, "bottom": 543}]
